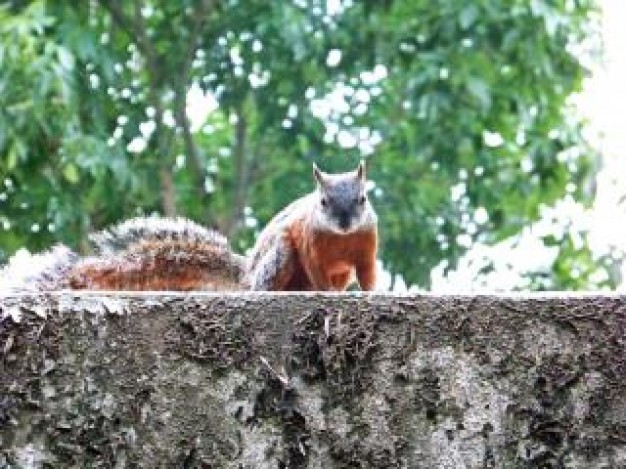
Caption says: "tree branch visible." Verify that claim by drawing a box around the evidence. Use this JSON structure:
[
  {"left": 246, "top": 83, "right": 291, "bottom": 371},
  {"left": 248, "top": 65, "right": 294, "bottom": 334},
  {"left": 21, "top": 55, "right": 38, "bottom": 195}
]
[
  {"left": 181, "top": 0, "right": 215, "bottom": 74},
  {"left": 98, "top": 0, "right": 179, "bottom": 215},
  {"left": 97, "top": 0, "right": 158, "bottom": 75}
]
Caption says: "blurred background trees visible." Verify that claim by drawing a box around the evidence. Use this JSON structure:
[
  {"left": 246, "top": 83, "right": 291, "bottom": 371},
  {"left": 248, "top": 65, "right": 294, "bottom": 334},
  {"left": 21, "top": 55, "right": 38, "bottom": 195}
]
[{"left": 0, "top": 0, "right": 619, "bottom": 290}]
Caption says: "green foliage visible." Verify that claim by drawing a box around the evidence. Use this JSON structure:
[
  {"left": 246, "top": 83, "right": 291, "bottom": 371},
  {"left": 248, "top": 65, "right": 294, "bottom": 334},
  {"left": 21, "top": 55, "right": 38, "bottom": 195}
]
[{"left": 0, "top": 0, "right": 615, "bottom": 289}]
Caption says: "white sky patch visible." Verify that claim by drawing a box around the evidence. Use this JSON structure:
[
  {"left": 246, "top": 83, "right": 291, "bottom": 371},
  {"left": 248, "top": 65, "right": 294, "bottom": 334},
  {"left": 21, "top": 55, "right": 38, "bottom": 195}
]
[
  {"left": 127, "top": 137, "right": 147, "bottom": 154},
  {"left": 310, "top": 98, "right": 332, "bottom": 121},
  {"left": 89, "top": 73, "right": 100, "bottom": 89},
  {"left": 326, "top": 0, "right": 344, "bottom": 16},
  {"left": 450, "top": 182, "right": 466, "bottom": 202},
  {"left": 310, "top": 84, "right": 351, "bottom": 119},
  {"left": 186, "top": 82, "right": 219, "bottom": 131},
  {"left": 360, "top": 64, "right": 387, "bottom": 85},
  {"left": 229, "top": 45, "right": 244, "bottom": 66},
  {"left": 482, "top": 130, "right": 504, "bottom": 148},
  {"left": 336, "top": 129, "right": 357, "bottom": 148},
  {"left": 572, "top": 0, "right": 626, "bottom": 285},
  {"left": 520, "top": 157, "right": 533, "bottom": 173},
  {"left": 162, "top": 109, "right": 176, "bottom": 128},
  {"left": 326, "top": 49, "right": 342, "bottom": 67},
  {"left": 140, "top": 120, "right": 156, "bottom": 139},
  {"left": 141, "top": 4, "right": 154, "bottom": 18},
  {"left": 354, "top": 88, "right": 370, "bottom": 103},
  {"left": 248, "top": 68, "right": 271, "bottom": 88},
  {"left": 474, "top": 207, "right": 489, "bottom": 225}
]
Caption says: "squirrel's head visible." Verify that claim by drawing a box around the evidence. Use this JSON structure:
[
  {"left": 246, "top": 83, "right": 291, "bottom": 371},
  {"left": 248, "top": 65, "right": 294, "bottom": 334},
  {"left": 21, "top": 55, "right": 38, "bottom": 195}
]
[{"left": 312, "top": 160, "right": 376, "bottom": 234}]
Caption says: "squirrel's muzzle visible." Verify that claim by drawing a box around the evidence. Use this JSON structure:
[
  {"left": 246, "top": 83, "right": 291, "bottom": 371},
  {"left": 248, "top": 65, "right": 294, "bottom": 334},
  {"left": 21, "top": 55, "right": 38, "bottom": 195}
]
[{"left": 338, "top": 212, "right": 352, "bottom": 231}]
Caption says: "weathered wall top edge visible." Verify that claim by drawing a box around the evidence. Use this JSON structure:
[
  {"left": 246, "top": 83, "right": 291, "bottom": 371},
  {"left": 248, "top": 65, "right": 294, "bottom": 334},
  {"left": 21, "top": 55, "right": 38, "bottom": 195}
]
[{"left": 1, "top": 289, "right": 625, "bottom": 301}]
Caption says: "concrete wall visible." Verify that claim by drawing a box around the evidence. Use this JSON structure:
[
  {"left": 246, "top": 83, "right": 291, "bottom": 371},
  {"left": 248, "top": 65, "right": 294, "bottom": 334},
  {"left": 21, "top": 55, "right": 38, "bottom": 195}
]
[{"left": 1, "top": 293, "right": 625, "bottom": 468}]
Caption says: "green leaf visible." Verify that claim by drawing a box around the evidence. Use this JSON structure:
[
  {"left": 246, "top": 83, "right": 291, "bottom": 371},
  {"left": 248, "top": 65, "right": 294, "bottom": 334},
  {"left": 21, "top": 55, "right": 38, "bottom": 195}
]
[
  {"left": 459, "top": 5, "right": 479, "bottom": 30},
  {"left": 466, "top": 77, "right": 491, "bottom": 110},
  {"left": 56, "top": 46, "right": 75, "bottom": 71},
  {"left": 7, "top": 145, "right": 18, "bottom": 170},
  {"left": 63, "top": 163, "right": 79, "bottom": 184}
]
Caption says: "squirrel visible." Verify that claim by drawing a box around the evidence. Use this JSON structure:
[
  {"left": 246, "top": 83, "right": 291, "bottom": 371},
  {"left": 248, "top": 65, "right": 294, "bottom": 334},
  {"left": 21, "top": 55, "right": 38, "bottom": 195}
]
[
  {"left": 246, "top": 160, "right": 378, "bottom": 291},
  {"left": 0, "top": 161, "right": 378, "bottom": 292}
]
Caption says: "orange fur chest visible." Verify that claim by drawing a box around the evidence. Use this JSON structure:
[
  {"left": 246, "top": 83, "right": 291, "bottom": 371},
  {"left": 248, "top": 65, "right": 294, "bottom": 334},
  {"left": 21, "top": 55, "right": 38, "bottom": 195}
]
[
  {"left": 306, "top": 229, "right": 376, "bottom": 267},
  {"left": 286, "top": 220, "right": 377, "bottom": 289}
]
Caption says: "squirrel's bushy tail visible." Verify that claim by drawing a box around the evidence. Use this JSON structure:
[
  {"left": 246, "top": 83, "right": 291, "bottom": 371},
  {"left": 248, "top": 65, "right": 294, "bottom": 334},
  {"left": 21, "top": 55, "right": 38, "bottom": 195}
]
[
  {"left": 0, "top": 245, "right": 78, "bottom": 292},
  {"left": 71, "top": 217, "right": 247, "bottom": 291},
  {"left": 70, "top": 217, "right": 245, "bottom": 291},
  {"left": 1, "top": 217, "right": 248, "bottom": 292}
]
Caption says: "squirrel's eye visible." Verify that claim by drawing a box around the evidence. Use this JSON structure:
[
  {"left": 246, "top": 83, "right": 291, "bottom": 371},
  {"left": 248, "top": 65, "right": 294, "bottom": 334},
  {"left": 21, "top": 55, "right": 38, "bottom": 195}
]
[
  {"left": 359, "top": 195, "right": 366, "bottom": 204},
  {"left": 321, "top": 198, "right": 328, "bottom": 207}
]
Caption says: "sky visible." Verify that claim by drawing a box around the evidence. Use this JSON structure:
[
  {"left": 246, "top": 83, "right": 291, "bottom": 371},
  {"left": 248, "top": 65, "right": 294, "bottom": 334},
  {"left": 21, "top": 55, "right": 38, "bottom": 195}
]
[{"left": 576, "top": 0, "right": 626, "bottom": 273}]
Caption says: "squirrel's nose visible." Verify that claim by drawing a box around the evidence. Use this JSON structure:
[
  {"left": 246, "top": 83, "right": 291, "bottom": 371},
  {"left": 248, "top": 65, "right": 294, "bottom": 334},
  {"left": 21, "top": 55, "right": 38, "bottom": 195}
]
[{"left": 338, "top": 213, "right": 351, "bottom": 230}]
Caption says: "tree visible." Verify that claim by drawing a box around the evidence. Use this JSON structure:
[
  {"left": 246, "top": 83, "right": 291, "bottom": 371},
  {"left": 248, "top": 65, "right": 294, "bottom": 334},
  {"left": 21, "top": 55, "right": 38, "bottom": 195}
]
[{"left": 0, "top": 0, "right": 615, "bottom": 289}]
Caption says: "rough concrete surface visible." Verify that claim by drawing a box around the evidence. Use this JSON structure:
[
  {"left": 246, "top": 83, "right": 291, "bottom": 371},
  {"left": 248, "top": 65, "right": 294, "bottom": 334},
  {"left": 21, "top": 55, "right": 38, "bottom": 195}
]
[{"left": 0, "top": 292, "right": 625, "bottom": 468}]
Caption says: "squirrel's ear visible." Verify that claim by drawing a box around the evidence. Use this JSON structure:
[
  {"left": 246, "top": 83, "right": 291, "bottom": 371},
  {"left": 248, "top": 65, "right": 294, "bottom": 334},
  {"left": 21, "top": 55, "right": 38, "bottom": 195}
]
[
  {"left": 356, "top": 159, "right": 366, "bottom": 181},
  {"left": 313, "top": 163, "right": 326, "bottom": 187}
]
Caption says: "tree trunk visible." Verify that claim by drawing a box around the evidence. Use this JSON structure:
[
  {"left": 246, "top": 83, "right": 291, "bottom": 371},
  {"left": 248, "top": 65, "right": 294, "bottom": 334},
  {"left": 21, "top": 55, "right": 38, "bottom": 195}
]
[
  {"left": 158, "top": 164, "right": 177, "bottom": 217},
  {"left": 1, "top": 293, "right": 625, "bottom": 468},
  {"left": 150, "top": 87, "right": 176, "bottom": 217},
  {"left": 225, "top": 104, "right": 248, "bottom": 239},
  {"left": 174, "top": 89, "right": 210, "bottom": 222}
]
